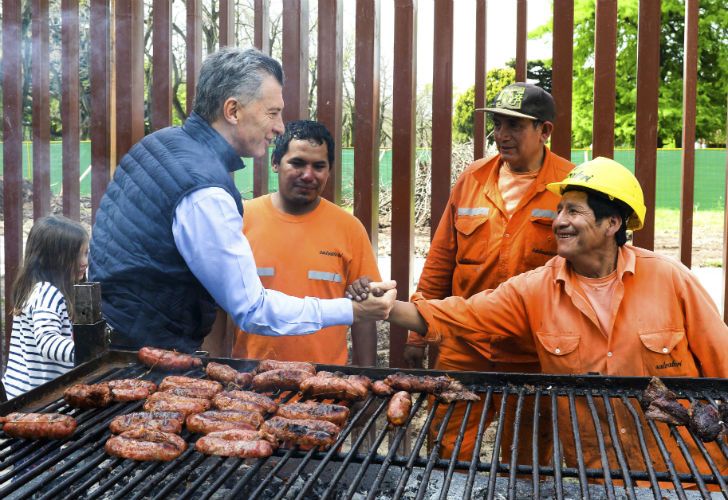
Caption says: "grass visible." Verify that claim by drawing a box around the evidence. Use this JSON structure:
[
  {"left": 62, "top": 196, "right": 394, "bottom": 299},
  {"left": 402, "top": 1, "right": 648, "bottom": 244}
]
[{"left": 653, "top": 208, "right": 724, "bottom": 233}]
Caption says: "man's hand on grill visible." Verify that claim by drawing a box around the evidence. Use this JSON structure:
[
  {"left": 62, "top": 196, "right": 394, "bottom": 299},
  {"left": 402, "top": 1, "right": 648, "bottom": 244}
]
[
  {"left": 351, "top": 280, "right": 397, "bottom": 321},
  {"left": 403, "top": 345, "right": 426, "bottom": 369}
]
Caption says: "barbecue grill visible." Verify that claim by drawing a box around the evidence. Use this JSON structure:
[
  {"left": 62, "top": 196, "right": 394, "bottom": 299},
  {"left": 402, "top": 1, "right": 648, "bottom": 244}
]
[{"left": 1, "top": 350, "right": 726, "bottom": 499}]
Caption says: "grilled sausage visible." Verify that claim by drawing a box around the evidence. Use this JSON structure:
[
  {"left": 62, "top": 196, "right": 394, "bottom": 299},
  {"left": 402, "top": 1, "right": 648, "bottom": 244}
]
[
  {"left": 186, "top": 410, "right": 263, "bottom": 434},
  {"left": 109, "top": 411, "right": 184, "bottom": 434},
  {"left": 255, "top": 359, "right": 316, "bottom": 375},
  {"left": 158, "top": 376, "right": 223, "bottom": 399},
  {"left": 138, "top": 347, "right": 202, "bottom": 371},
  {"left": 299, "top": 374, "right": 368, "bottom": 401},
  {"left": 348, "top": 374, "right": 372, "bottom": 391},
  {"left": 143, "top": 391, "right": 211, "bottom": 416},
  {"left": 105, "top": 428, "right": 187, "bottom": 461},
  {"left": 195, "top": 429, "right": 278, "bottom": 458},
  {"left": 251, "top": 368, "right": 313, "bottom": 392},
  {"left": 383, "top": 373, "right": 451, "bottom": 394},
  {"left": 212, "top": 392, "right": 267, "bottom": 414},
  {"left": 205, "top": 362, "right": 253, "bottom": 388},
  {"left": 213, "top": 390, "right": 278, "bottom": 414},
  {"left": 107, "top": 379, "right": 158, "bottom": 402},
  {"left": 276, "top": 401, "right": 350, "bottom": 427},
  {"left": 372, "top": 380, "right": 394, "bottom": 397},
  {"left": 0, "top": 413, "right": 77, "bottom": 439},
  {"left": 387, "top": 391, "right": 412, "bottom": 426},
  {"left": 261, "top": 416, "right": 339, "bottom": 449},
  {"left": 64, "top": 383, "right": 113, "bottom": 408},
  {"left": 437, "top": 379, "right": 481, "bottom": 403}
]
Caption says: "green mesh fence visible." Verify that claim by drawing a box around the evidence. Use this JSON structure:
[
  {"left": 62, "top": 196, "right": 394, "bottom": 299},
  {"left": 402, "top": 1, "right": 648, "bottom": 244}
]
[{"left": 1, "top": 142, "right": 726, "bottom": 210}]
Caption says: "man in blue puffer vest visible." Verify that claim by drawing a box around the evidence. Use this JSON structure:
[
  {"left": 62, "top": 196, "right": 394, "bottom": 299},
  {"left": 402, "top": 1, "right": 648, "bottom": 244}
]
[{"left": 89, "top": 48, "right": 396, "bottom": 352}]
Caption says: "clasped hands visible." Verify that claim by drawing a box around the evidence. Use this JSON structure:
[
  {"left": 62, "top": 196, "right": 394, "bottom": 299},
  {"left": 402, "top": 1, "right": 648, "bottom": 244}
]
[{"left": 348, "top": 277, "right": 396, "bottom": 322}]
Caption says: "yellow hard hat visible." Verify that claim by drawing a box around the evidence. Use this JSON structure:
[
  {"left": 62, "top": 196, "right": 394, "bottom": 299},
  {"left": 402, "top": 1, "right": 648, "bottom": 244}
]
[{"left": 546, "top": 157, "right": 646, "bottom": 231}]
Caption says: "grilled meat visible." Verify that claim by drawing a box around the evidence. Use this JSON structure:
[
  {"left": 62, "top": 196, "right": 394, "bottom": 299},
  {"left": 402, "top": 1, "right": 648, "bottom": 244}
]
[
  {"left": 437, "top": 379, "right": 481, "bottom": 403},
  {"left": 383, "top": 373, "right": 451, "bottom": 394},
  {"left": 105, "top": 428, "right": 187, "bottom": 461},
  {"left": 64, "top": 383, "right": 112, "bottom": 408},
  {"left": 261, "top": 416, "right": 339, "bottom": 449},
  {"left": 186, "top": 410, "right": 263, "bottom": 434},
  {"left": 0, "top": 412, "right": 77, "bottom": 439},
  {"left": 299, "top": 373, "right": 369, "bottom": 401},
  {"left": 107, "top": 379, "right": 158, "bottom": 402},
  {"left": 194, "top": 429, "right": 278, "bottom": 458},
  {"left": 641, "top": 376, "right": 677, "bottom": 410},
  {"left": 158, "top": 376, "right": 223, "bottom": 399},
  {"left": 109, "top": 411, "right": 184, "bottom": 434},
  {"left": 251, "top": 368, "right": 313, "bottom": 392},
  {"left": 718, "top": 401, "right": 728, "bottom": 423},
  {"left": 387, "top": 391, "right": 412, "bottom": 426},
  {"left": 138, "top": 347, "right": 202, "bottom": 371},
  {"left": 688, "top": 402, "right": 723, "bottom": 442},
  {"left": 276, "top": 401, "right": 350, "bottom": 426},
  {"left": 212, "top": 391, "right": 269, "bottom": 414},
  {"left": 143, "top": 391, "right": 211, "bottom": 416},
  {"left": 214, "top": 390, "right": 278, "bottom": 414},
  {"left": 205, "top": 362, "right": 253, "bottom": 388},
  {"left": 372, "top": 380, "right": 394, "bottom": 396},
  {"left": 254, "top": 359, "right": 316, "bottom": 375},
  {"left": 348, "top": 374, "right": 372, "bottom": 391},
  {"left": 644, "top": 397, "right": 690, "bottom": 426}
]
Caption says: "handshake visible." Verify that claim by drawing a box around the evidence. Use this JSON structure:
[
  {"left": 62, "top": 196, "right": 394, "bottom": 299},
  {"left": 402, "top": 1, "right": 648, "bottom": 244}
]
[{"left": 347, "top": 277, "right": 398, "bottom": 322}]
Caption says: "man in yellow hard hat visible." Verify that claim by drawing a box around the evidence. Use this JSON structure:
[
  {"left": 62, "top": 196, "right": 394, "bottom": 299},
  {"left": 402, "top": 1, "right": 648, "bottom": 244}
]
[{"left": 376, "top": 157, "right": 728, "bottom": 484}]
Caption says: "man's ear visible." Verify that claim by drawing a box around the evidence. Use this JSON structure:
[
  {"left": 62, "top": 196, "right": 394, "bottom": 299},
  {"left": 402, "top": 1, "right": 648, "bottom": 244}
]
[
  {"left": 271, "top": 162, "right": 280, "bottom": 173},
  {"left": 221, "top": 98, "right": 240, "bottom": 124},
  {"left": 605, "top": 214, "right": 622, "bottom": 237},
  {"left": 540, "top": 121, "right": 554, "bottom": 143}
]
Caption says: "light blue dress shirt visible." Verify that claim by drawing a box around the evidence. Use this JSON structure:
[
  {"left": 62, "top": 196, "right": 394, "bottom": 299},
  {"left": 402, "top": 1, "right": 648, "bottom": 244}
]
[{"left": 172, "top": 187, "right": 354, "bottom": 335}]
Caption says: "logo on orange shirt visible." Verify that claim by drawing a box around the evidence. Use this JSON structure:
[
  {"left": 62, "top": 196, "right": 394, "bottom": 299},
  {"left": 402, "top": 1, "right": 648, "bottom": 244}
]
[
  {"left": 320, "top": 250, "right": 343, "bottom": 258},
  {"left": 656, "top": 360, "right": 682, "bottom": 370}
]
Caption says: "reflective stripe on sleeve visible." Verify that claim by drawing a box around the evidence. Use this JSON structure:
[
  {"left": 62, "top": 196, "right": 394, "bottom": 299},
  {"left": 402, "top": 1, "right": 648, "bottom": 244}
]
[
  {"left": 257, "top": 267, "right": 275, "bottom": 277},
  {"left": 531, "top": 208, "right": 556, "bottom": 219},
  {"left": 457, "top": 207, "right": 490, "bottom": 216},
  {"left": 308, "top": 271, "right": 343, "bottom": 282}
]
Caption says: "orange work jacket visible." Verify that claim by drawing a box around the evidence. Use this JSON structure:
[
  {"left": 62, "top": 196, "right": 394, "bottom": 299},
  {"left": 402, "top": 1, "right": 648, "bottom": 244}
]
[
  {"left": 409, "top": 148, "right": 573, "bottom": 372},
  {"left": 413, "top": 245, "right": 728, "bottom": 479}
]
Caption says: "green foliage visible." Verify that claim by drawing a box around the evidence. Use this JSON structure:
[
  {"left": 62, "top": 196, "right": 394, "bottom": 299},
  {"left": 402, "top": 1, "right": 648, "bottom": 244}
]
[
  {"left": 537, "top": 0, "right": 728, "bottom": 148},
  {"left": 452, "top": 67, "right": 515, "bottom": 143}
]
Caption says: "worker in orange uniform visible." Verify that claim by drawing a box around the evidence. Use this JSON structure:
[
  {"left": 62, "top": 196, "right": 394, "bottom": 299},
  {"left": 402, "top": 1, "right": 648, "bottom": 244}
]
[
  {"left": 406, "top": 83, "right": 573, "bottom": 461},
  {"left": 232, "top": 120, "right": 381, "bottom": 366},
  {"left": 382, "top": 157, "right": 728, "bottom": 483}
]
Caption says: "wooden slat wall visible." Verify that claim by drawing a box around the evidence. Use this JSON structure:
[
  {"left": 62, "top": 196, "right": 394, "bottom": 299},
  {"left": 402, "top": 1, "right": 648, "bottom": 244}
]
[
  {"left": 550, "top": 0, "right": 573, "bottom": 159},
  {"left": 723, "top": 96, "right": 728, "bottom": 323},
  {"left": 61, "top": 0, "right": 81, "bottom": 220},
  {"left": 679, "top": 0, "right": 699, "bottom": 268},
  {"left": 90, "top": 0, "right": 111, "bottom": 221},
  {"left": 282, "top": 0, "right": 309, "bottom": 122},
  {"left": 592, "top": 0, "right": 617, "bottom": 159},
  {"left": 32, "top": 0, "right": 51, "bottom": 220},
  {"left": 186, "top": 0, "right": 202, "bottom": 115},
  {"left": 515, "top": 0, "right": 527, "bottom": 82},
  {"left": 2, "top": 0, "right": 24, "bottom": 367},
  {"left": 219, "top": 0, "right": 235, "bottom": 47},
  {"left": 152, "top": 0, "right": 173, "bottom": 131},
  {"left": 389, "top": 0, "right": 417, "bottom": 369},
  {"left": 632, "top": 0, "right": 661, "bottom": 251},
  {"left": 115, "top": 0, "right": 145, "bottom": 161},
  {"left": 353, "top": 0, "right": 380, "bottom": 248},
  {"left": 473, "top": 0, "right": 487, "bottom": 160},
  {"left": 253, "top": 0, "right": 271, "bottom": 197},
  {"left": 317, "top": 0, "right": 344, "bottom": 204}
]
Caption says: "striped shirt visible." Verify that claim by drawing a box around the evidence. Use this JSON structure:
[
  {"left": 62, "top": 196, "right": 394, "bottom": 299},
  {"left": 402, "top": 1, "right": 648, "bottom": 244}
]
[{"left": 2, "top": 282, "right": 75, "bottom": 399}]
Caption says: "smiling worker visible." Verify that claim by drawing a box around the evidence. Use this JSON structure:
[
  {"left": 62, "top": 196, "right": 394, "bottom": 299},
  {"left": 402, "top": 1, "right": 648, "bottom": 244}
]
[{"left": 233, "top": 120, "right": 381, "bottom": 366}]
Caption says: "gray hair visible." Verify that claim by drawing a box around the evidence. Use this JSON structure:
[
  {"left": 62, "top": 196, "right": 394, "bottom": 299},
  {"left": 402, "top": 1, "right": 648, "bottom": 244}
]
[{"left": 192, "top": 47, "right": 284, "bottom": 123}]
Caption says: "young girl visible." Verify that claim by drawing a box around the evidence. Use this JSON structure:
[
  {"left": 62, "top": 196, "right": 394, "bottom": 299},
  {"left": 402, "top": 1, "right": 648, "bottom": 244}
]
[{"left": 2, "top": 215, "right": 89, "bottom": 399}]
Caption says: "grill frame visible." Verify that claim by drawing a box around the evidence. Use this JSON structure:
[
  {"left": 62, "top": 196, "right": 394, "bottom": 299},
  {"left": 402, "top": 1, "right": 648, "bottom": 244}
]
[{"left": 0, "top": 350, "right": 726, "bottom": 499}]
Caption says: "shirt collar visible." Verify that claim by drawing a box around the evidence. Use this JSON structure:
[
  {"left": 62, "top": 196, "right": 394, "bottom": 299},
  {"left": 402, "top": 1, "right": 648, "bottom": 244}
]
[
  {"left": 182, "top": 112, "right": 246, "bottom": 173},
  {"left": 555, "top": 245, "right": 635, "bottom": 286}
]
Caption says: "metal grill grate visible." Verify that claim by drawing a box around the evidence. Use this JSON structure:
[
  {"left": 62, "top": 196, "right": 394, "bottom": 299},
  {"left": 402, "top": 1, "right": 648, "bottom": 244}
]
[{"left": 0, "top": 351, "right": 726, "bottom": 499}]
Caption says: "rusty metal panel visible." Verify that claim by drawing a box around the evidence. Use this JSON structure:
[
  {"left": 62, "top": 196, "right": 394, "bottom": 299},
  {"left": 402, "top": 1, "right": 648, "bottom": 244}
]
[
  {"left": 515, "top": 0, "right": 527, "bottom": 82},
  {"left": 219, "top": 0, "right": 235, "bottom": 47},
  {"left": 90, "top": 0, "right": 111, "bottom": 221},
  {"left": 186, "top": 0, "right": 202, "bottom": 116},
  {"left": 2, "top": 0, "right": 24, "bottom": 369},
  {"left": 152, "top": 0, "right": 172, "bottom": 130},
  {"left": 679, "top": 0, "right": 698, "bottom": 268},
  {"left": 473, "top": 0, "right": 487, "bottom": 160},
  {"left": 390, "top": 0, "right": 417, "bottom": 369},
  {"left": 550, "top": 0, "right": 573, "bottom": 159},
  {"left": 253, "top": 0, "right": 271, "bottom": 197},
  {"left": 592, "top": 0, "right": 617, "bottom": 159},
  {"left": 115, "top": 0, "right": 145, "bottom": 160},
  {"left": 317, "top": 0, "right": 344, "bottom": 204},
  {"left": 430, "top": 0, "right": 453, "bottom": 237},
  {"left": 632, "top": 0, "right": 661, "bottom": 252},
  {"left": 62, "top": 0, "right": 81, "bottom": 220},
  {"left": 353, "top": 0, "right": 380, "bottom": 249},
  {"left": 282, "top": 0, "right": 309, "bottom": 122},
  {"left": 32, "top": 0, "right": 51, "bottom": 219}
]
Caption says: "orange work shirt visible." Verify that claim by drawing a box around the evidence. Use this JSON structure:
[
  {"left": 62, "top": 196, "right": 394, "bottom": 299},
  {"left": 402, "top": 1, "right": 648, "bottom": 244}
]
[
  {"left": 408, "top": 148, "right": 573, "bottom": 372},
  {"left": 232, "top": 195, "right": 381, "bottom": 364},
  {"left": 413, "top": 245, "right": 728, "bottom": 478}
]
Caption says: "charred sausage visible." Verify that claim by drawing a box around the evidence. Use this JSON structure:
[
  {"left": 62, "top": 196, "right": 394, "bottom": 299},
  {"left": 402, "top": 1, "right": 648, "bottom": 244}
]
[
  {"left": 158, "top": 376, "right": 223, "bottom": 399},
  {"left": 383, "top": 373, "right": 451, "bottom": 394},
  {"left": 299, "top": 374, "right": 368, "bottom": 401},
  {"left": 387, "top": 391, "right": 412, "bottom": 426},
  {"left": 205, "top": 362, "right": 253, "bottom": 388},
  {"left": 143, "top": 391, "right": 211, "bottom": 416},
  {"left": 276, "top": 401, "right": 350, "bottom": 427},
  {"left": 64, "top": 383, "right": 112, "bottom": 408},
  {"left": 109, "top": 411, "right": 184, "bottom": 434},
  {"left": 213, "top": 390, "right": 278, "bottom": 414},
  {"left": 261, "top": 416, "right": 339, "bottom": 449},
  {"left": 107, "top": 379, "right": 158, "bottom": 402},
  {"left": 105, "top": 428, "right": 187, "bottom": 461},
  {"left": 194, "top": 429, "right": 278, "bottom": 458},
  {"left": 251, "top": 368, "right": 313, "bottom": 392},
  {"left": 212, "top": 392, "right": 267, "bottom": 414},
  {"left": 254, "top": 359, "right": 316, "bottom": 375},
  {"left": 138, "top": 347, "right": 202, "bottom": 371},
  {"left": 372, "top": 380, "right": 394, "bottom": 397},
  {"left": 186, "top": 410, "right": 263, "bottom": 434},
  {"left": 0, "top": 413, "right": 77, "bottom": 439}
]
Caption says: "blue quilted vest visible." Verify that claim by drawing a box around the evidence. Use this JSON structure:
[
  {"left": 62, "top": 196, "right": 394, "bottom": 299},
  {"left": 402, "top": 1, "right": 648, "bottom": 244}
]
[{"left": 89, "top": 113, "right": 244, "bottom": 352}]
